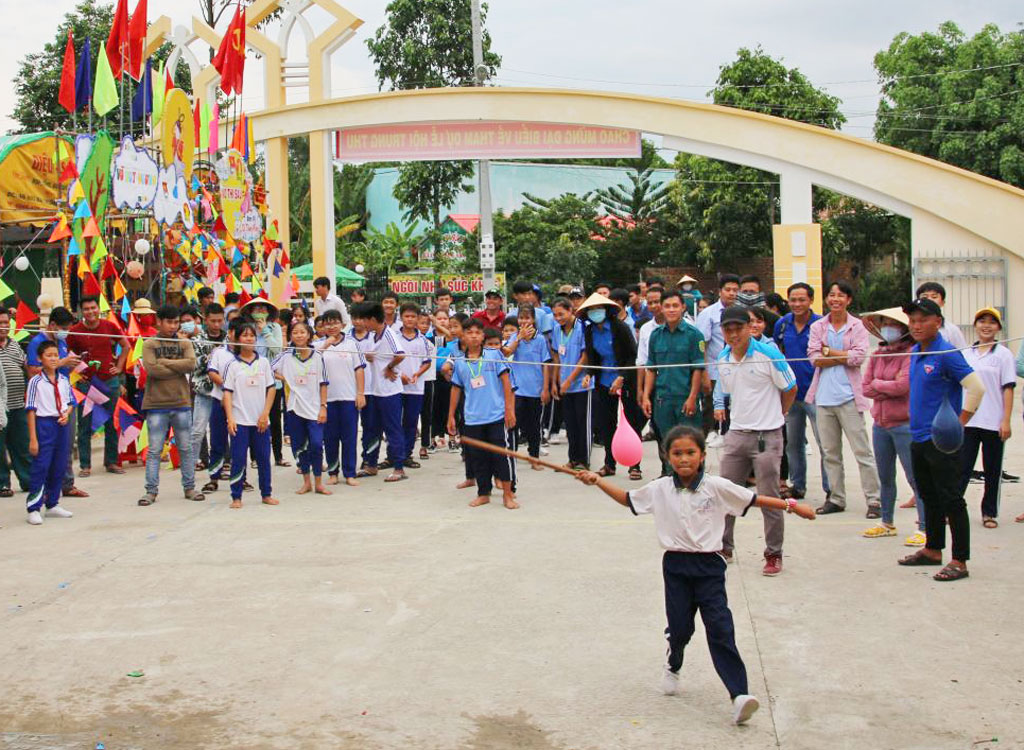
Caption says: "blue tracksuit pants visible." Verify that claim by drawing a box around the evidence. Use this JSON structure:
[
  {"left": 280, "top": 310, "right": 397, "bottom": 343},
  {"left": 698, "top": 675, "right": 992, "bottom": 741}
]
[
  {"left": 325, "top": 400, "right": 359, "bottom": 478},
  {"left": 286, "top": 412, "right": 324, "bottom": 477},
  {"left": 401, "top": 393, "right": 424, "bottom": 460},
  {"left": 230, "top": 425, "right": 272, "bottom": 499},
  {"left": 364, "top": 393, "right": 404, "bottom": 470},
  {"left": 27, "top": 417, "right": 71, "bottom": 513}
]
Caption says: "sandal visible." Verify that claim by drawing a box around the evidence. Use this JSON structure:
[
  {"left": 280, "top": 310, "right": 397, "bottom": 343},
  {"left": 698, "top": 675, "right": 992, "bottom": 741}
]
[
  {"left": 404, "top": 459, "right": 421, "bottom": 469},
  {"left": 275, "top": 459, "right": 291, "bottom": 468},
  {"left": 137, "top": 493, "right": 156, "bottom": 506},
  {"left": 898, "top": 550, "right": 942, "bottom": 566},
  {"left": 865, "top": 505, "right": 882, "bottom": 520},
  {"left": 383, "top": 472, "right": 408, "bottom": 483},
  {"left": 78, "top": 469, "right": 91, "bottom": 478},
  {"left": 933, "top": 563, "right": 969, "bottom": 582},
  {"left": 104, "top": 465, "right": 126, "bottom": 475},
  {"left": 419, "top": 448, "right": 429, "bottom": 460},
  {"left": 982, "top": 517, "right": 998, "bottom": 529},
  {"left": 0, "top": 488, "right": 13, "bottom": 498},
  {"left": 628, "top": 467, "right": 643, "bottom": 481},
  {"left": 862, "top": 524, "right": 897, "bottom": 538},
  {"left": 596, "top": 466, "right": 616, "bottom": 477},
  {"left": 356, "top": 467, "right": 378, "bottom": 478}
]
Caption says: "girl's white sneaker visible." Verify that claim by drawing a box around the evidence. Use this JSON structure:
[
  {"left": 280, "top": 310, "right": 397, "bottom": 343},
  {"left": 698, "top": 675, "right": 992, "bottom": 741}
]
[
  {"left": 46, "top": 507, "right": 73, "bottom": 518},
  {"left": 27, "top": 511, "right": 43, "bottom": 525},
  {"left": 732, "top": 694, "right": 759, "bottom": 725}
]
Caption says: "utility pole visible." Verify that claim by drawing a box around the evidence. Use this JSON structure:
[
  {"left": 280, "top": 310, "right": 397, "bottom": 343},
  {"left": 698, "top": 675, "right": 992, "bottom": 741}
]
[{"left": 470, "top": 0, "right": 496, "bottom": 296}]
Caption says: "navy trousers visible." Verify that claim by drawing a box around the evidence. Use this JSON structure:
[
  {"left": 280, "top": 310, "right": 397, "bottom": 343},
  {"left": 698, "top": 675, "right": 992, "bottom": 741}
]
[
  {"left": 365, "top": 393, "right": 404, "bottom": 470},
  {"left": 27, "top": 417, "right": 71, "bottom": 513},
  {"left": 208, "top": 398, "right": 228, "bottom": 480},
  {"left": 662, "top": 551, "right": 748, "bottom": 699},
  {"left": 401, "top": 393, "right": 424, "bottom": 460},
  {"left": 462, "top": 419, "right": 515, "bottom": 496},
  {"left": 287, "top": 412, "right": 324, "bottom": 477},
  {"left": 325, "top": 400, "right": 359, "bottom": 478},
  {"left": 230, "top": 424, "right": 272, "bottom": 499}
]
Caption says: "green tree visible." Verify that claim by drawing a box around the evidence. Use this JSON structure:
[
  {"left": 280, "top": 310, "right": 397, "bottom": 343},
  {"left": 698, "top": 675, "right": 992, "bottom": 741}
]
[
  {"left": 661, "top": 47, "right": 845, "bottom": 271},
  {"left": 874, "top": 22, "right": 1024, "bottom": 187},
  {"left": 341, "top": 222, "right": 422, "bottom": 276},
  {"left": 478, "top": 193, "right": 600, "bottom": 293},
  {"left": 366, "top": 0, "right": 501, "bottom": 256},
  {"left": 10, "top": 0, "right": 194, "bottom": 134}
]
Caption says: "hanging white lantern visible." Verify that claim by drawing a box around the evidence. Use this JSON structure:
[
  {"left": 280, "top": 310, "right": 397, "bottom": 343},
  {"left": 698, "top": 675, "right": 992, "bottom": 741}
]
[
  {"left": 354, "top": 264, "right": 365, "bottom": 274},
  {"left": 14, "top": 256, "right": 29, "bottom": 271},
  {"left": 134, "top": 238, "right": 151, "bottom": 256}
]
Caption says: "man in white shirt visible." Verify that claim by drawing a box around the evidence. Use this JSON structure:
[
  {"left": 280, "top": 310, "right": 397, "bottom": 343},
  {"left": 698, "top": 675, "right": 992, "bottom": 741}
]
[
  {"left": 313, "top": 276, "right": 351, "bottom": 328},
  {"left": 696, "top": 273, "right": 740, "bottom": 432},
  {"left": 915, "top": 281, "right": 968, "bottom": 351},
  {"left": 714, "top": 305, "right": 797, "bottom": 576},
  {"left": 635, "top": 286, "right": 664, "bottom": 414}
]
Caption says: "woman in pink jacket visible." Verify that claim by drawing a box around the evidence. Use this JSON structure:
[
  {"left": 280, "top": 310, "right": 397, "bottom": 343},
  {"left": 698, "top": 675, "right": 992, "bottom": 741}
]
[{"left": 860, "top": 309, "right": 925, "bottom": 546}]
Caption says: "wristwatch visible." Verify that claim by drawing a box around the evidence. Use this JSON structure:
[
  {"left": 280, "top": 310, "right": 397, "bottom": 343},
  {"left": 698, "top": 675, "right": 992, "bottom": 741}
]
[{"left": 822, "top": 346, "right": 831, "bottom": 357}]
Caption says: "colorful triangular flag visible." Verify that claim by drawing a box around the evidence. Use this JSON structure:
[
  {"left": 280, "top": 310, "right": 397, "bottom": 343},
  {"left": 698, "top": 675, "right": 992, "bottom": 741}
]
[{"left": 73, "top": 200, "right": 92, "bottom": 220}]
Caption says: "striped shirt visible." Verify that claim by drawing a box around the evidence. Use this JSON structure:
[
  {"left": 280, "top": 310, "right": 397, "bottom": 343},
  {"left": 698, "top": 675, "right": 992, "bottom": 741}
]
[{"left": 0, "top": 339, "right": 26, "bottom": 410}]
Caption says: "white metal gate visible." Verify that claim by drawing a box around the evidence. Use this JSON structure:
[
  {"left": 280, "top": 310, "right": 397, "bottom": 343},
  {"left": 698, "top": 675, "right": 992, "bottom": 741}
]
[{"left": 913, "top": 249, "right": 1007, "bottom": 340}]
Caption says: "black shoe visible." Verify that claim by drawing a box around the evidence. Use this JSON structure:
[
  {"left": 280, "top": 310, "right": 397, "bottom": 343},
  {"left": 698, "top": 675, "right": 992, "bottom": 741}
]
[
  {"left": 378, "top": 459, "right": 393, "bottom": 470},
  {"left": 1001, "top": 470, "right": 1019, "bottom": 483},
  {"left": 202, "top": 481, "right": 218, "bottom": 493},
  {"left": 404, "top": 459, "right": 421, "bottom": 469},
  {"left": 816, "top": 500, "right": 845, "bottom": 515}
]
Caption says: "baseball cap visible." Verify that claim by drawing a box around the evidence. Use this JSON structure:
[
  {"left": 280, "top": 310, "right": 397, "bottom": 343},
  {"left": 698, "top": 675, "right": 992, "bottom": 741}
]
[
  {"left": 720, "top": 305, "right": 752, "bottom": 325},
  {"left": 902, "top": 298, "right": 943, "bottom": 318},
  {"left": 973, "top": 307, "right": 1002, "bottom": 328},
  {"left": 484, "top": 287, "right": 503, "bottom": 298},
  {"left": 568, "top": 287, "right": 584, "bottom": 298}
]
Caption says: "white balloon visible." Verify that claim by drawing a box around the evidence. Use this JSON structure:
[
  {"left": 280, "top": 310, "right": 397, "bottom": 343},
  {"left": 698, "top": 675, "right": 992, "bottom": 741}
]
[
  {"left": 134, "top": 238, "right": 151, "bottom": 255},
  {"left": 14, "top": 256, "right": 29, "bottom": 271},
  {"left": 354, "top": 264, "right": 365, "bottom": 273}
]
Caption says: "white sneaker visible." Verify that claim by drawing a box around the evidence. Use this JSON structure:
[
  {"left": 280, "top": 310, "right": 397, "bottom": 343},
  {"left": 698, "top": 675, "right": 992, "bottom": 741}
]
[
  {"left": 539, "top": 446, "right": 550, "bottom": 456},
  {"left": 732, "top": 694, "right": 759, "bottom": 725},
  {"left": 549, "top": 434, "right": 564, "bottom": 445},
  {"left": 660, "top": 667, "right": 680, "bottom": 696},
  {"left": 46, "top": 506, "right": 73, "bottom": 519},
  {"left": 27, "top": 510, "right": 43, "bottom": 525}
]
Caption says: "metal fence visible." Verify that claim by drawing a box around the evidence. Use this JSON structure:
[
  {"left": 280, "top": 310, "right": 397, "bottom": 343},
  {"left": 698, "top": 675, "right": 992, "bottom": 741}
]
[{"left": 912, "top": 249, "right": 1007, "bottom": 338}]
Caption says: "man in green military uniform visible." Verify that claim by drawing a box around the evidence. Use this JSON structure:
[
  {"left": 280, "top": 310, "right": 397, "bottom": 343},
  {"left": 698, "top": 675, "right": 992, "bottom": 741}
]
[{"left": 642, "top": 290, "right": 706, "bottom": 475}]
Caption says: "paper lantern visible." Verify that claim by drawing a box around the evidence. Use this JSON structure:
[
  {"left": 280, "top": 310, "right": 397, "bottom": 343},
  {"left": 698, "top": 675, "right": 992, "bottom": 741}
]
[
  {"left": 611, "top": 398, "right": 644, "bottom": 467},
  {"left": 37, "top": 293, "right": 54, "bottom": 310},
  {"left": 134, "top": 238, "right": 151, "bottom": 256},
  {"left": 355, "top": 264, "right": 365, "bottom": 273},
  {"left": 126, "top": 260, "right": 145, "bottom": 279},
  {"left": 931, "top": 396, "right": 964, "bottom": 454},
  {"left": 14, "top": 256, "right": 29, "bottom": 271}
]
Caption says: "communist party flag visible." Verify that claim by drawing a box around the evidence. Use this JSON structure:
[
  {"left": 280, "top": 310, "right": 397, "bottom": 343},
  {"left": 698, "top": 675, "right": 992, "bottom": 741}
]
[
  {"left": 105, "top": 0, "right": 130, "bottom": 80},
  {"left": 58, "top": 31, "right": 76, "bottom": 113},
  {"left": 212, "top": 4, "right": 246, "bottom": 95}
]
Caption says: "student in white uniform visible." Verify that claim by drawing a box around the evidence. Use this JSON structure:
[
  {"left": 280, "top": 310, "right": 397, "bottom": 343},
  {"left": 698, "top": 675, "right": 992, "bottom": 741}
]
[
  {"left": 317, "top": 308, "right": 366, "bottom": 487},
  {"left": 349, "top": 304, "right": 379, "bottom": 474},
  {"left": 397, "top": 303, "right": 433, "bottom": 468},
  {"left": 576, "top": 425, "right": 815, "bottom": 725},
  {"left": 417, "top": 310, "right": 438, "bottom": 461},
  {"left": 25, "top": 341, "right": 75, "bottom": 525},
  {"left": 222, "top": 321, "right": 278, "bottom": 508},
  {"left": 274, "top": 321, "right": 330, "bottom": 496},
  {"left": 202, "top": 328, "right": 236, "bottom": 493}
]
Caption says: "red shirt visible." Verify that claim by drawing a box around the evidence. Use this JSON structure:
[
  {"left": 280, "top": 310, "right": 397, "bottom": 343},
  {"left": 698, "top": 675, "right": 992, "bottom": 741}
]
[
  {"left": 472, "top": 308, "right": 506, "bottom": 330},
  {"left": 68, "top": 320, "right": 122, "bottom": 379}
]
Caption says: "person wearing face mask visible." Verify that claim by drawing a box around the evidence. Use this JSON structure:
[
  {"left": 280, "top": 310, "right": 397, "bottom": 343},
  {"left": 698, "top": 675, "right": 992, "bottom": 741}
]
[
  {"left": 735, "top": 275, "right": 766, "bottom": 310},
  {"left": 677, "top": 275, "right": 703, "bottom": 319},
  {"left": 860, "top": 308, "right": 924, "bottom": 544},
  {"left": 26, "top": 307, "right": 87, "bottom": 499},
  {"left": 579, "top": 293, "right": 641, "bottom": 479}
]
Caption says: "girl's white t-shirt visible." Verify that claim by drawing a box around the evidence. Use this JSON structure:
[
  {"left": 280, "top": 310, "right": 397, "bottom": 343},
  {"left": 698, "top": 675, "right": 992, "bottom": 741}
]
[
  {"left": 272, "top": 349, "right": 328, "bottom": 420},
  {"left": 207, "top": 345, "right": 233, "bottom": 401},
  {"left": 222, "top": 354, "right": 275, "bottom": 426},
  {"left": 319, "top": 335, "right": 366, "bottom": 402}
]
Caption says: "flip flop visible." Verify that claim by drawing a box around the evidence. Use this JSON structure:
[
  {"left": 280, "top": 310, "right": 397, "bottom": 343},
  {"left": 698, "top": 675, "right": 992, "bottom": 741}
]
[
  {"left": 898, "top": 550, "right": 942, "bottom": 566},
  {"left": 383, "top": 473, "right": 408, "bottom": 483}
]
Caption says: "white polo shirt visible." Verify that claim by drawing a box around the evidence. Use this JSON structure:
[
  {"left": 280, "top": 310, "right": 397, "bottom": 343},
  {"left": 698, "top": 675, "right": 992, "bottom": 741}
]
[
  {"left": 207, "top": 345, "right": 233, "bottom": 401},
  {"left": 272, "top": 349, "right": 328, "bottom": 421},
  {"left": 940, "top": 321, "right": 968, "bottom": 351},
  {"left": 313, "top": 293, "right": 350, "bottom": 327},
  {"left": 715, "top": 338, "right": 796, "bottom": 431},
  {"left": 319, "top": 335, "right": 366, "bottom": 402},
  {"left": 370, "top": 327, "right": 406, "bottom": 398},
  {"left": 222, "top": 354, "right": 275, "bottom": 426},
  {"left": 962, "top": 343, "right": 1015, "bottom": 431},
  {"left": 635, "top": 317, "right": 659, "bottom": 367},
  {"left": 398, "top": 330, "right": 432, "bottom": 395},
  {"left": 25, "top": 372, "right": 74, "bottom": 417},
  {"left": 628, "top": 472, "right": 756, "bottom": 553},
  {"left": 351, "top": 332, "right": 377, "bottom": 396}
]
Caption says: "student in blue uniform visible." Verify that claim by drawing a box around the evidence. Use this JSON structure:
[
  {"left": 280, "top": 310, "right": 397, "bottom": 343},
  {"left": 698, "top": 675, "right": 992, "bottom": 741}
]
[
  {"left": 447, "top": 318, "right": 517, "bottom": 509},
  {"left": 222, "top": 321, "right": 279, "bottom": 509},
  {"left": 576, "top": 425, "right": 815, "bottom": 725},
  {"left": 506, "top": 303, "right": 552, "bottom": 464},
  {"left": 552, "top": 298, "right": 592, "bottom": 469},
  {"left": 24, "top": 341, "right": 76, "bottom": 526},
  {"left": 354, "top": 302, "right": 408, "bottom": 483},
  {"left": 274, "top": 321, "right": 330, "bottom": 495}
]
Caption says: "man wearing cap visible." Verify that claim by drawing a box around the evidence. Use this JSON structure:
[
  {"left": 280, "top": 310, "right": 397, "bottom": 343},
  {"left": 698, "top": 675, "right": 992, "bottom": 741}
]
[
  {"left": 714, "top": 304, "right": 797, "bottom": 575},
  {"left": 898, "top": 297, "right": 984, "bottom": 582},
  {"left": 472, "top": 288, "right": 506, "bottom": 330},
  {"left": 568, "top": 287, "right": 585, "bottom": 313}
]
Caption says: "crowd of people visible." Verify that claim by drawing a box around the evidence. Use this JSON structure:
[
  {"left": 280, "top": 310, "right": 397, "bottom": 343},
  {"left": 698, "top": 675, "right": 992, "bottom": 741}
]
[{"left": 3, "top": 274, "right": 1020, "bottom": 575}]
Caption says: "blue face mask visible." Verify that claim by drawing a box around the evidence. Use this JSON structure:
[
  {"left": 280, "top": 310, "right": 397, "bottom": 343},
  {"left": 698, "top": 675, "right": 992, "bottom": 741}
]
[
  {"left": 180, "top": 321, "right": 196, "bottom": 335},
  {"left": 587, "top": 308, "right": 607, "bottom": 325},
  {"left": 54, "top": 330, "right": 69, "bottom": 341}
]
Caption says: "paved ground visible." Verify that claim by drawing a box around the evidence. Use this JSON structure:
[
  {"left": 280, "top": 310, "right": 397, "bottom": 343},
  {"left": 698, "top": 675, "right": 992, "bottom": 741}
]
[{"left": 1, "top": 426, "right": 1022, "bottom": 750}]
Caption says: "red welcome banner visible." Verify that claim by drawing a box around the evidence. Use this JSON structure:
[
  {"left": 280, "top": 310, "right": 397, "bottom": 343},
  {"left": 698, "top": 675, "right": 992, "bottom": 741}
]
[
  {"left": 389, "top": 273, "right": 506, "bottom": 296},
  {"left": 336, "top": 122, "right": 640, "bottom": 162}
]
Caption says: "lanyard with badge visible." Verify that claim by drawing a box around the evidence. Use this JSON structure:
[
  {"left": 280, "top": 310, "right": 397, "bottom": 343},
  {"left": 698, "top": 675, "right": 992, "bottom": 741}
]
[
  {"left": 238, "top": 356, "right": 261, "bottom": 389},
  {"left": 555, "top": 325, "right": 570, "bottom": 359},
  {"left": 467, "top": 356, "right": 486, "bottom": 389},
  {"left": 292, "top": 350, "right": 316, "bottom": 386}
]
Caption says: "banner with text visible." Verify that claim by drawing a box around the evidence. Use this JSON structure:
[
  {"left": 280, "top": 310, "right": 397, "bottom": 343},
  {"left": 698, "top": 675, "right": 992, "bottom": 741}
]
[
  {"left": 389, "top": 273, "right": 506, "bottom": 297},
  {"left": 336, "top": 122, "right": 640, "bottom": 162}
]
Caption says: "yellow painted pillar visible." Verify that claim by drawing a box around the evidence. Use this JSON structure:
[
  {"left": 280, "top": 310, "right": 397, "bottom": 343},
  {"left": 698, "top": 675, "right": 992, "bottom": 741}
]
[{"left": 772, "top": 224, "right": 823, "bottom": 314}]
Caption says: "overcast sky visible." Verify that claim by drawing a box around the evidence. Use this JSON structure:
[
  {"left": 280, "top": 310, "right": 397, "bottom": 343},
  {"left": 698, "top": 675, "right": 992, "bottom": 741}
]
[{"left": 0, "top": 0, "right": 1020, "bottom": 136}]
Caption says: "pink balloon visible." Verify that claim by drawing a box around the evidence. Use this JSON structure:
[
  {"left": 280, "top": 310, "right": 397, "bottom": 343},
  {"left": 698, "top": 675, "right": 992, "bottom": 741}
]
[{"left": 611, "top": 398, "right": 644, "bottom": 467}]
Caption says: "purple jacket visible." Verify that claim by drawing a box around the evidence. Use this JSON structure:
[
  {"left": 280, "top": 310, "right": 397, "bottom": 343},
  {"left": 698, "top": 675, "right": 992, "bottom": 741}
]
[{"left": 805, "top": 313, "right": 871, "bottom": 412}]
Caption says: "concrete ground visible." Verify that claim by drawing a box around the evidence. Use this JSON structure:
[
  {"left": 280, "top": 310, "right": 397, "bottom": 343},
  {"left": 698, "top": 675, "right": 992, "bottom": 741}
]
[{"left": 0, "top": 426, "right": 1022, "bottom": 750}]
